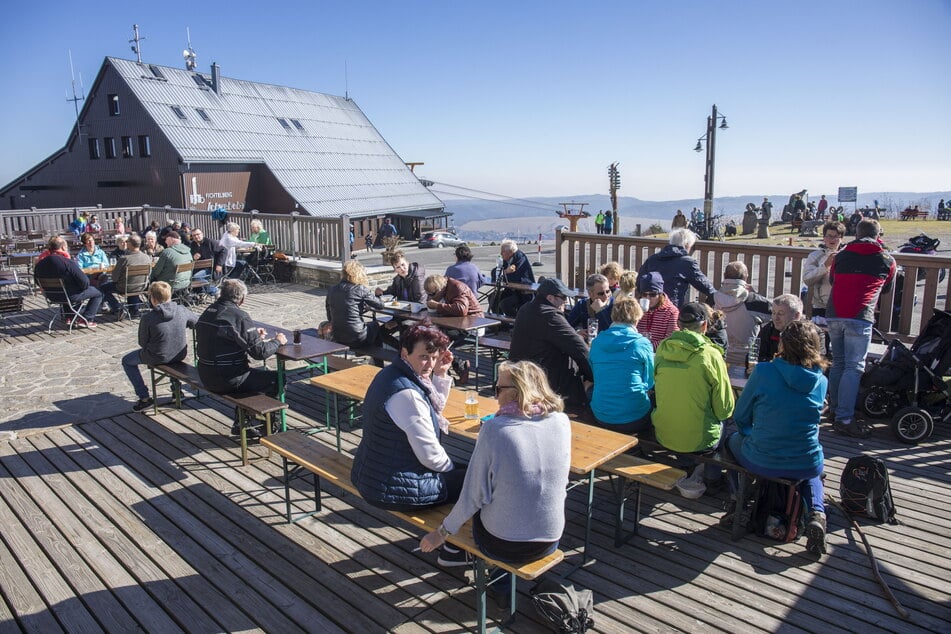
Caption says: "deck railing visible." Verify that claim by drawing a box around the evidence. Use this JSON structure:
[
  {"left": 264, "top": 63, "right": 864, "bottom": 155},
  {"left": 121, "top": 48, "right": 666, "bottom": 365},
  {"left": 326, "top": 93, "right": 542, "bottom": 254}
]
[
  {"left": 0, "top": 206, "right": 352, "bottom": 262},
  {"left": 555, "top": 230, "right": 951, "bottom": 339}
]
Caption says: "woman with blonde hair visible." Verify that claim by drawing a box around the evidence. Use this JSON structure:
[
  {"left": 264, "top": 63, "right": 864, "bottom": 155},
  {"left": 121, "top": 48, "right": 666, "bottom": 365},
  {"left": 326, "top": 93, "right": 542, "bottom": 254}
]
[
  {"left": 600, "top": 261, "right": 624, "bottom": 295},
  {"left": 248, "top": 218, "right": 271, "bottom": 245},
  {"left": 324, "top": 260, "right": 385, "bottom": 347},
  {"left": 419, "top": 360, "right": 570, "bottom": 598}
]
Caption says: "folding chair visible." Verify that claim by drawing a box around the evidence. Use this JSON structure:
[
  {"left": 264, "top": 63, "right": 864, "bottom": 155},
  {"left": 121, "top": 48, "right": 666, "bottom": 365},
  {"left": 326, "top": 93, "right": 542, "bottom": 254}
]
[
  {"left": 36, "top": 277, "right": 91, "bottom": 333},
  {"left": 115, "top": 264, "right": 152, "bottom": 321},
  {"left": 8, "top": 254, "right": 36, "bottom": 295},
  {"left": 189, "top": 258, "right": 215, "bottom": 302},
  {"left": 170, "top": 261, "right": 197, "bottom": 306},
  {"left": 0, "top": 295, "right": 24, "bottom": 337}
]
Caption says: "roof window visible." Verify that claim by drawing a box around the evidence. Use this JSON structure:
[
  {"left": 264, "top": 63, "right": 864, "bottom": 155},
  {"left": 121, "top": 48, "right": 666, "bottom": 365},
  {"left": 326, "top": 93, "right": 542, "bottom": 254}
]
[
  {"left": 148, "top": 65, "right": 166, "bottom": 80},
  {"left": 277, "top": 118, "right": 291, "bottom": 130},
  {"left": 196, "top": 108, "right": 211, "bottom": 122},
  {"left": 171, "top": 106, "right": 187, "bottom": 120},
  {"left": 291, "top": 119, "right": 304, "bottom": 130}
]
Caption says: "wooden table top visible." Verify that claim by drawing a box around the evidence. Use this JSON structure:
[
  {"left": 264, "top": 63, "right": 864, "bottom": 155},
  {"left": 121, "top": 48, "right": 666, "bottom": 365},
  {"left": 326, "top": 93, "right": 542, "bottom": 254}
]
[
  {"left": 309, "top": 365, "right": 637, "bottom": 474},
  {"left": 81, "top": 265, "right": 114, "bottom": 275},
  {"left": 256, "top": 322, "right": 350, "bottom": 362}
]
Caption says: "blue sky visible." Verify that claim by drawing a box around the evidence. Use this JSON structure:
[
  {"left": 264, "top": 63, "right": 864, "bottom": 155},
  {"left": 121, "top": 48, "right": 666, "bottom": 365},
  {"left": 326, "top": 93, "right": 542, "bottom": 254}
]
[{"left": 2, "top": 1, "right": 949, "bottom": 202}]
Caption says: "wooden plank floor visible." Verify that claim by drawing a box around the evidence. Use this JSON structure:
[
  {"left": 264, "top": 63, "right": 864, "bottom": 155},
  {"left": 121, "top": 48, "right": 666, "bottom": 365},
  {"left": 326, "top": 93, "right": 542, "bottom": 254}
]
[{"left": 1, "top": 370, "right": 949, "bottom": 633}]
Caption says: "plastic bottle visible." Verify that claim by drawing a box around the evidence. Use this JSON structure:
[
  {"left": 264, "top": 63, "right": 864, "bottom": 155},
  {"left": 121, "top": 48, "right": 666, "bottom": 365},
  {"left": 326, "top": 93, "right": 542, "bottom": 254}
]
[
  {"left": 746, "top": 335, "right": 760, "bottom": 377},
  {"left": 496, "top": 256, "right": 505, "bottom": 285},
  {"left": 587, "top": 318, "right": 599, "bottom": 340}
]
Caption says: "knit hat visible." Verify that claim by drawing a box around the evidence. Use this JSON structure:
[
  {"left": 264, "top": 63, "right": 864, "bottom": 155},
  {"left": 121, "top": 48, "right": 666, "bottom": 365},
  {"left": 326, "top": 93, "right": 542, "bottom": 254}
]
[{"left": 637, "top": 271, "right": 664, "bottom": 294}]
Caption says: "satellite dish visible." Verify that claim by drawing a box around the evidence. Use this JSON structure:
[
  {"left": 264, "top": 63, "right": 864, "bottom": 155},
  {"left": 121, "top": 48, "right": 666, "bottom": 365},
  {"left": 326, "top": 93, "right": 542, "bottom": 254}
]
[{"left": 183, "top": 49, "right": 191, "bottom": 59}]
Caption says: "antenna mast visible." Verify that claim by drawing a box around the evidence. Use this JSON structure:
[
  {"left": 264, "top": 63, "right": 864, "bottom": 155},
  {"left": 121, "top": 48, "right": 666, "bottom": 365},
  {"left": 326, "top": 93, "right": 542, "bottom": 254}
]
[
  {"left": 183, "top": 27, "right": 197, "bottom": 71},
  {"left": 66, "top": 50, "right": 85, "bottom": 120},
  {"left": 129, "top": 24, "right": 146, "bottom": 63},
  {"left": 344, "top": 60, "right": 349, "bottom": 100}
]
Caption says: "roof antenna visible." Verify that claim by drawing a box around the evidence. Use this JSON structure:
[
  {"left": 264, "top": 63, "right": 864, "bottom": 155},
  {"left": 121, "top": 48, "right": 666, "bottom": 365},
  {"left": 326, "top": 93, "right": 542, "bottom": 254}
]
[
  {"left": 129, "top": 24, "right": 145, "bottom": 64},
  {"left": 183, "top": 27, "right": 197, "bottom": 71},
  {"left": 344, "top": 60, "right": 350, "bottom": 100},
  {"left": 66, "top": 49, "right": 85, "bottom": 120}
]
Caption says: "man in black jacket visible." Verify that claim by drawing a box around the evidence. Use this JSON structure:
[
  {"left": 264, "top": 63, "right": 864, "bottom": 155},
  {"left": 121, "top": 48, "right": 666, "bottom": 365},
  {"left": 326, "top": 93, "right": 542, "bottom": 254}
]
[
  {"left": 34, "top": 236, "right": 103, "bottom": 327},
  {"left": 509, "top": 277, "right": 592, "bottom": 407},
  {"left": 638, "top": 228, "right": 715, "bottom": 308}
]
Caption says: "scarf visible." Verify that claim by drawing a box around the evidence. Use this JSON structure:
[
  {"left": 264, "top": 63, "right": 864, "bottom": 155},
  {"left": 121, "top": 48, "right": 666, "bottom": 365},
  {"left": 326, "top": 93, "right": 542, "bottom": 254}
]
[{"left": 496, "top": 401, "right": 545, "bottom": 418}]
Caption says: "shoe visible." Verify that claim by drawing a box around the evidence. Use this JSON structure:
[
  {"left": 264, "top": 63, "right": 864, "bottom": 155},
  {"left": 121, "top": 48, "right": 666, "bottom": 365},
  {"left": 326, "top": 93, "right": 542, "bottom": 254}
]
[
  {"left": 100, "top": 306, "right": 112, "bottom": 315},
  {"left": 169, "top": 378, "right": 182, "bottom": 396},
  {"left": 75, "top": 321, "right": 98, "bottom": 329},
  {"left": 832, "top": 420, "right": 872, "bottom": 438},
  {"left": 806, "top": 511, "right": 827, "bottom": 555},
  {"left": 703, "top": 476, "right": 727, "bottom": 494},
  {"left": 436, "top": 544, "right": 472, "bottom": 568},
  {"left": 719, "top": 498, "right": 737, "bottom": 527},
  {"left": 132, "top": 397, "right": 154, "bottom": 412}
]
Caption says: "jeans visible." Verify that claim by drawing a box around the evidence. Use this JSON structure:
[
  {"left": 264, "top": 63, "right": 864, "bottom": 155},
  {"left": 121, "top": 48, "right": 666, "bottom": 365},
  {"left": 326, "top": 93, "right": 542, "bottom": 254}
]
[
  {"left": 193, "top": 269, "right": 219, "bottom": 295},
  {"left": 70, "top": 287, "right": 103, "bottom": 320},
  {"left": 827, "top": 318, "right": 872, "bottom": 422},
  {"left": 121, "top": 350, "right": 150, "bottom": 400},
  {"left": 97, "top": 281, "right": 126, "bottom": 314}
]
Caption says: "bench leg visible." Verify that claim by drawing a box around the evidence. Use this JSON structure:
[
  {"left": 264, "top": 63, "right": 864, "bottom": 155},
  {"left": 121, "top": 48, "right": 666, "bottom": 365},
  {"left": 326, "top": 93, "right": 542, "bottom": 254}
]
[
  {"left": 279, "top": 459, "right": 322, "bottom": 524},
  {"left": 731, "top": 473, "right": 754, "bottom": 541},
  {"left": 149, "top": 368, "right": 160, "bottom": 415},
  {"left": 608, "top": 475, "right": 642, "bottom": 548}
]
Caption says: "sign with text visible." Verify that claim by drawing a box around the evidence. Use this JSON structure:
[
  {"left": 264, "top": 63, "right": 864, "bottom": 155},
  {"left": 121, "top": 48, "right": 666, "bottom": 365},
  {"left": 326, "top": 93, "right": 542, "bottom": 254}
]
[
  {"left": 838, "top": 186, "right": 858, "bottom": 203},
  {"left": 184, "top": 171, "right": 250, "bottom": 211}
]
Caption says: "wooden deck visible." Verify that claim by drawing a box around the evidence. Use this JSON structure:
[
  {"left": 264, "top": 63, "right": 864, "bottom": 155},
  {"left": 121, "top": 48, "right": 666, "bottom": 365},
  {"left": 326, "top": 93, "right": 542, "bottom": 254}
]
[{"left": 1, "top": 369, "right": 949, "bottom": 633}]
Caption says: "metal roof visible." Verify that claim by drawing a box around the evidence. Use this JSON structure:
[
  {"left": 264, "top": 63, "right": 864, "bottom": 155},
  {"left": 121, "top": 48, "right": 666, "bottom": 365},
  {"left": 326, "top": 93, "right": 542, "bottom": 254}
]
[{"left": 108, "top": 57, "right": 443, "bottom": 219}]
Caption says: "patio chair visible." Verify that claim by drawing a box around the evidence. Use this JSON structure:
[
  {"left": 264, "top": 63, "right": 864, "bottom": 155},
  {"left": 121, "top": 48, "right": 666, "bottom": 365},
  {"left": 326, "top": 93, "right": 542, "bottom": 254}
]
[
  {"left": 115, "top": 264, "right": 152, "bottom": 321},
  {"left": 170, "top": 261, "right": 197, "bottom": 306},
  {"left": 36, "top": 277, "right": 92, "bottom": 333},
  {"left": 0, "top": 295, "right": 24, "bottom": 337}
]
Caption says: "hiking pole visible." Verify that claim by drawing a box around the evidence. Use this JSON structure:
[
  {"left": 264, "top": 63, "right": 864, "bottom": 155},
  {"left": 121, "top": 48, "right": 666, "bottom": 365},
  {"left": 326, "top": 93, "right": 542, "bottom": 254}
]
[{"left": 826, "top": 496, "right": 909, "bottom": 620}]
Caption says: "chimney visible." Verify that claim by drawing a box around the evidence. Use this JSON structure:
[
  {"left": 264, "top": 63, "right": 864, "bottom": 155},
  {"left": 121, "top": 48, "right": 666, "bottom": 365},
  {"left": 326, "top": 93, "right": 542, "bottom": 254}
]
[{"left": 211, "top": 62, "right": 221, "bottom": 96}]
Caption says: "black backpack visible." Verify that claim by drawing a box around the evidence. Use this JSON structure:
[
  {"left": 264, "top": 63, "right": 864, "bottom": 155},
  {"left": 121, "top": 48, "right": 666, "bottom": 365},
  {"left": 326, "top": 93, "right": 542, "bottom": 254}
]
[
  {"left": 530, "top": 577, "right": 594, "bottom": 633},
  {"left": 750, "top": 479, "right": 806, "bottom": 542},
  {"left": 839, "top": 455, "right": 899, "bottom": 524}
]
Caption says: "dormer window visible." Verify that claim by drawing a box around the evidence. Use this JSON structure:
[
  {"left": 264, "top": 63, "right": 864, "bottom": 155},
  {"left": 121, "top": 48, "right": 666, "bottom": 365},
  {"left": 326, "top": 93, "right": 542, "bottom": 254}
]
[{"left": 108, "top": 94, "right": 120, "bottom": 116}]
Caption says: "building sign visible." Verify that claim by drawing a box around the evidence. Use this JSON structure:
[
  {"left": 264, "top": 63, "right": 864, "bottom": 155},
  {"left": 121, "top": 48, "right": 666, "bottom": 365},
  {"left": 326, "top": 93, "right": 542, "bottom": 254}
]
[
  {"left": 184, "top": 171, "right": 250, "bottom": 211},
  {"left": 838, "top": 186, "right": 858, "bottom": 203}
]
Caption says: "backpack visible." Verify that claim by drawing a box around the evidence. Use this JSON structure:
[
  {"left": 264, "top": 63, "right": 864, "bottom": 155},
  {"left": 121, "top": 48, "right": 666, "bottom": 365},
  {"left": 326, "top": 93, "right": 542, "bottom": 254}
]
[
  {"left": 750, "top": 479, "right": 806, "bottom": 542},
  {"left": 530, "top": 577, "right": 594, "bottom": 633},
  {"left": 840, "top": 455, "right": 899, "bottom": 524}
]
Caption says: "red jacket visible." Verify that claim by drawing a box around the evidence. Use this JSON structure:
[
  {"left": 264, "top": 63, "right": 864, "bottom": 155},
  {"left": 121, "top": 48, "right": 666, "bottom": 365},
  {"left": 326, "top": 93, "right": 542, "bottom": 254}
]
[
  {"left": 637, "top": 295, "right": 680, "bottom": 350},
  {"left": 828, "top": 238, "right": 896, "bottom": 322},
  {"left": 433, "top": 277, "right": 484, "bottom": 317}
]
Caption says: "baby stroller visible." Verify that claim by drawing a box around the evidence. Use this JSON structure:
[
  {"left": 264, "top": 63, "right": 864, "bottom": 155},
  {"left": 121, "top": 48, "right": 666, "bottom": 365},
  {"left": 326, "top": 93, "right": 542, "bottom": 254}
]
[
  {"left": 859, "top": 309, "right": 951, "bottom": 444},
  {"left": 898, "top": 233, "right": 946, "bottom": 282}
]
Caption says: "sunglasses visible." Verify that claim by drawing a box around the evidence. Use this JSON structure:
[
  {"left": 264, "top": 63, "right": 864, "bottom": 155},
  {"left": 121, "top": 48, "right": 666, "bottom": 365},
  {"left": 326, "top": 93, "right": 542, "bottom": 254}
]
[
  {"left": 641, "top": 291, "right": 659, "bottom": 298},
  {"left": 593, "top": 290, "right": 610, "bottom": 297}
]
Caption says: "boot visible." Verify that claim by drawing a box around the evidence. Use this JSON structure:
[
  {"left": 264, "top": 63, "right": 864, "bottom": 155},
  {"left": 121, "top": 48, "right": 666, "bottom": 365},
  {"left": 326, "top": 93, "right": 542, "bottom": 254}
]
[{"left": 806, "top": 510, "right": 827, "bottom": 556}]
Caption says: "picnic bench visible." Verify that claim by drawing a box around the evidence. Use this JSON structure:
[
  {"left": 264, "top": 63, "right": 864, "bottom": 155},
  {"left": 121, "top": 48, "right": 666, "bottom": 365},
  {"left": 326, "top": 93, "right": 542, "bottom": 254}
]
[
  {"left": 261, "top": 431, "right": 564, "bottom": 633},
  {"left": 149, "top": 361, "right": 287, "bottom": 466},
  {"left": 901, "top": 208, "right": 929, "bottom": 220}
]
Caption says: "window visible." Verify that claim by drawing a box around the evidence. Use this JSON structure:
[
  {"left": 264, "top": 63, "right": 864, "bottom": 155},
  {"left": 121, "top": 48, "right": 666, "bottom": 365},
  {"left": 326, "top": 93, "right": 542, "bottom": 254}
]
[
  {"left": 277, "top": 117, "right": 291, "bottom": 130},
  {"left": 88, "top": 138, "right": 100, "bottom": 160},
  {"left": 148, "top": 65, "right": 166, "bottom": 80},
  {"left": 138, "top": 135, "right": 151, "bottom": 157},
  {"left": 104, "top": 137, "right": 117, "bottom": 159},
  {"left": 192, "top": 74, "right": 210, "bottom": 88},
  {"left": 121, "top": 136, "right": 133, "bottom": 158},
  {"left": 108, "top": 94, "right": 120, "bottom": 116},
  {"left": 171, "top": 106, "right": 187, "bottom": 120},
  {"left": 196, "top": 108, "right": 211, "bottom": 122},
  {"left": 291, "top": 119, "right": 304, "bottom": 130}
]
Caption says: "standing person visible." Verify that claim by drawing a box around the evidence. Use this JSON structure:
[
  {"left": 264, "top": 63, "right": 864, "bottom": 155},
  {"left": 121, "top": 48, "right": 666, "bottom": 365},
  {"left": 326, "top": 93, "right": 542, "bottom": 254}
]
[
  {"left": 195, "top": 279, "right": 287, "bottom": 436},
  {"left": 727, "top": 321, "right": 830, "bottom": 555},
  {"left": 802, "top": 221, "right": 845, "bottom": 325},
  {"left": 672, "top": 209, "right": 688, "bottom": 229},
  {"left": 566, "top": 273, "right": 613, "bottom": 333},
  {"left": 635, "top": 271, "right": 679, "bottom": 350},
  {"left": 603, "top": 210, "right": 614, "bottom": 236},
  {"left": 445, "top": 245, "right": 488, "bottom": 294},
  {"left": 816, "top": 195, "right": 828, "bottom": 219},
  {"left": 121, "top": 281, "right": 198, "bottom": 412},
  {"left": 826, "top": 219, "right": 896, "bottom": 438},
  {"left": 637, "top": 228, "right": 716, "bottom": 308},
  {"left": 595, "top": 210, "right": 605, "bottom": 234},
  {"left": 375, "top": 250, "right": 427, "bottom": 303},
  {"left": 589, "top": 298, "right": 655, "bottom": 434},
  {"left": 509, "top": 277, "right": 592, "bottom": 407},
  {"left": 418, "top": 360, "right": 569, "bottom": 591},
  {"left": 713, "top": 261, "right": 772, "bottom": 379},
  {"left": 350, "top": 324, "right": 465, "bottom": 517},
  {"left": 34, "top": 236, "right": 103, "bottom": 328},
  {"left": 378, "top": 218, "right": 398, "bottom": 241},
  {"left": 219, "top": 222, "right": 261, "bottom": 279},
  {"left": 325, "top": 260, "right": 385, "bottom": 348},
  {"left": 652, "top": 302, "right": 734, "bottom": 491},
  {"left": 364, "top": 231, "right": 374, "bottom": 253},
  {"left": 755, "top": 294, "right": 802, "bottom": 362},
  {"left": 496, "top": 239, "right": 536, "bottom": 317}
]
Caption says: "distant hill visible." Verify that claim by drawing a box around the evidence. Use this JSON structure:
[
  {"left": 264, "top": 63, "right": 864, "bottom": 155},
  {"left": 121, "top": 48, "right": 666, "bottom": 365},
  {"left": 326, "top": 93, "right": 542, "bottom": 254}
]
[{"left": 442, "top": 191, "right": 951, "bottom": 240}]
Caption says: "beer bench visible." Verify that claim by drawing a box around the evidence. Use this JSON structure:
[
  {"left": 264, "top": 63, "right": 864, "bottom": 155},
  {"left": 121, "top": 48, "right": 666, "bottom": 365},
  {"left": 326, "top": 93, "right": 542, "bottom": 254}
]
[{"left": 262, "top": 431, "right": 564, "bottom": 634}]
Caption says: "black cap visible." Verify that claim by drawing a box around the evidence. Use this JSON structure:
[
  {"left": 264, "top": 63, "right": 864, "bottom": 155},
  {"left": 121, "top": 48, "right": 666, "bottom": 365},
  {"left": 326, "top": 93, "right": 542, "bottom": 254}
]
[
  {"left": 537, "top": 277, "right": 571, "bottom": 298},
  {"left": 678, "top": 301, "right": 708, "bottom": 325}
]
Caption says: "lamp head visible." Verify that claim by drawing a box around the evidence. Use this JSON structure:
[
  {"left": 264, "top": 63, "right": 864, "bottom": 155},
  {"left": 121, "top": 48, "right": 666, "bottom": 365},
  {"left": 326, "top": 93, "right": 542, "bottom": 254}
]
[
  {"left": 694, "top": 141, "right": 703, "bottom": 152},
  {"left": 719, "top": 118, "right": 729, "bottom": 130}
]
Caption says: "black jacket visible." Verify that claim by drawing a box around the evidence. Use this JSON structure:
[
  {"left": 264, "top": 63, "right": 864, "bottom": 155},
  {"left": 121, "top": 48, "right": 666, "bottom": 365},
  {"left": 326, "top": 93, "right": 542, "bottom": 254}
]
[
  {"left": 34, "top": 252, "right": 89, "bottom": 299},
  {"left": 509, "top": 296, "right": 592, "bottom": 404},
  {"left": 382, "top": 262, "right": 428, "bottom": 303},
  {"left": 638, "top": 244, "right": 716, "bottom": 308},
  {"left": 190, "top": 237, "right": 225, "bottom": 270},
  {"left": 326, "top": 280, "right": 384, "bottom": 346},
  {"left": 195, "top": 299, "right": 279, "bottom": 393}
]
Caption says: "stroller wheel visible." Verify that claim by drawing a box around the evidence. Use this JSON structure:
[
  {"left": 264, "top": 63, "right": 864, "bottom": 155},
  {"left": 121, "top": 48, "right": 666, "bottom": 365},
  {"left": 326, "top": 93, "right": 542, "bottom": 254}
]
[
  {"left": 861, "top": 388, "right": 898, "bottom": 419},
  {"left": 891, "top": 407, "right": 934, "bottom": 445}
]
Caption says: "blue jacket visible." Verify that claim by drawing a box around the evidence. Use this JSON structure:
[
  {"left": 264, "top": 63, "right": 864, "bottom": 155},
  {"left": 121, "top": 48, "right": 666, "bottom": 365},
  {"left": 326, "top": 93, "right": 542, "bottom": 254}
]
[
  {"left": 445, "top": 261, "right": 488, "bottom": 294},
  {"left": 589, "top": 324, "right": 654, "bottom": 424},
  {"left": 566, "top": 296, "right": 613, "bottom": 332},
  {"left": 638, "top": 244, "right": 716, "bottom": 308},
  {"left": 351, "top": 360, "right": 449, "bottom": 508},
  {"left": 733, "top": 358, "right": 827, "bottom": 475}
]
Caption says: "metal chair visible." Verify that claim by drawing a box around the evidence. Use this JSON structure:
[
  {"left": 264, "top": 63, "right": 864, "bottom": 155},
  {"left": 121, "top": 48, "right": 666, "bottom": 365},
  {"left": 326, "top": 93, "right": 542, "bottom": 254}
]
[
  {"left": 0, "top": 295, "right": 24, "bottom": 337},
  {"left": 36, "top": 277, "right": 92, "bottom": 333},
  {"left": 170, "top": 261, "right": 197, "bottom": 306},
  {"left": 242, "top": 245, "right": 277, "bottom": 286},
  {"left": 114, "top": 264, "right": 152, "bottom": 321}
]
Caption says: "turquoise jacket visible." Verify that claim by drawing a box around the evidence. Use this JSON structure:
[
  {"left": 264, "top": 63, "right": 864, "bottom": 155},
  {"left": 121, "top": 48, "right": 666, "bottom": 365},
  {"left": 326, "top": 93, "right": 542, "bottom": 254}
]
[
  {"left": 732, "top": 358, "right": 827, "bottom": 474},
  {"left": 589, "top": 323, "right": 654, "bottom": 425},
  {"left": 653, "top": 329, "right": 734, "bottom": 452}
]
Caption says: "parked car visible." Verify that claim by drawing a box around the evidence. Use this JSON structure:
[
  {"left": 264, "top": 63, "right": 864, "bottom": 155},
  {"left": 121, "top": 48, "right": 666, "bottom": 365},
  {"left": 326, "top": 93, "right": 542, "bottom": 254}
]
[{"left": 418, "top": 230, "right": 465, "bottom": 249}]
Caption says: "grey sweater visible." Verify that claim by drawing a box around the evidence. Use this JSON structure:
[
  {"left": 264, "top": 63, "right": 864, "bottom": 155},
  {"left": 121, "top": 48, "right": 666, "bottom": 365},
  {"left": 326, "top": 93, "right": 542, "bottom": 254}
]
[
  {"left": 442, "top": 411, "right": 571, "bottom": 542},
  {"left": 138, "top": 301, "right": 198, "bottom": 366}
]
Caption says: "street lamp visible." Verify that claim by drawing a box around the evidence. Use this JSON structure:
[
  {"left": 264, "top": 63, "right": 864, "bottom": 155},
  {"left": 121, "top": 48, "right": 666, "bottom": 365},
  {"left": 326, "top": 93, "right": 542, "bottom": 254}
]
[{"left": 693, "top": 104, "right": 729, "bottom": 239}]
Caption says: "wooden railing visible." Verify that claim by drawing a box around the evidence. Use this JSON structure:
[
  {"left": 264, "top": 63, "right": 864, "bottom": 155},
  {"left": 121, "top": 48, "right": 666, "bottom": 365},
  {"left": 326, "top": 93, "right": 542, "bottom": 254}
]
[
  {"left": 0, "top": 206, "right": 352, "bottom": 262},
  {"left": 555, "top": 230, "right": 951, "bottom": 339}
]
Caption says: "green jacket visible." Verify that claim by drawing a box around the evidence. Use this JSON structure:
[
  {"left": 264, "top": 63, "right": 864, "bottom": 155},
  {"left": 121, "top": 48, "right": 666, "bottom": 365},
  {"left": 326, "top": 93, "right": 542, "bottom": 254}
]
[
  {"left": 652, "top": 329, "right": 734, "bottom": 453},
  {"left": 151, "top": 243, "right": 193, "bottom": 291}
]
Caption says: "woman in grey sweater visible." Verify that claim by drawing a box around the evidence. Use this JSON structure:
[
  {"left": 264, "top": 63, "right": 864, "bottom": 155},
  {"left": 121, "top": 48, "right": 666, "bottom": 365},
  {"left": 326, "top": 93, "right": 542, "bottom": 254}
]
[{"left": 419, "top": 360, "right": 571, "bottom": 596}]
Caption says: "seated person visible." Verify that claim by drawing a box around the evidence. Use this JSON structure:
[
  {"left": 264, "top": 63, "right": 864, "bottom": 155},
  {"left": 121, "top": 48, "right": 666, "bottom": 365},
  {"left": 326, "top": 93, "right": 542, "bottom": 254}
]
[
  {"left": 635, "top": 271, "right": 679, "bottom": 350},
  {"left": 76, "top": 232, "right": 109, "bottom": 270},
  {"left": 600, "top": 261, "right": 624, "bottom": 295},
  {"left": 142, "top": 231, "right": 164, "bottom": 258},
  {"left": 121, "top": 281, "right": 198, "bottom": 411},
  {"left": 219, "top": 222, "right": 261, "bottom": 279},
  {"left": 566, "top": 273, "right": 614, "bottom": 333},
  {"left": 34, "top": 236, "right": 103, "bottom": 328},
  {"left": 150, "top": 231, "right": 193, "bottom": 294},
  {"left": 375, "top": 250, "right": 427, "bottom": 303},
  {"left": 248, "top": 218, "right": 271, "bottom": 245},
  {"left": 756, "top": 294, "right": 802, "bottom": 362},
  {"left": 99, "top": 234, "right": 151, "bottom": 317},
  {"left": 110, "top": 235, "right": 130, "bottom": 260},
  {"left": 617, "top": 271, "right": 638, "bottom": 298},
  {"left": 419, "top": 360, "right": 570, "bottom": 585},
  {"left": 425, "top": 273, "right": 484, "bottom": 384},
  {"left": 445, "top": 245, "right": 488, "bottom": 294},
  {"left": 325, "top": 260, "right": 385, "bottom": 348},
  {"left": 87, "top": 214, "right": 102, "bottom": 233},
  {"left": 653, "top": 302, "right": 735, "bottom": 492},
  {"left": 713, "top": 261, "right": 771, "bottom": 379},
  {"left": 727, "top": 321, "right": 829, "bottom": 555},
  {"left": 351, "top": 324, "right": 466, "bottom": 516},
  {"left": 495, "top": 239, "right": 535, "bottom": 317},
  {"left": 589, "top": 297, "right": 654, "bottom": 434},
  {"left": 195, "top": 279, "right": 287, "bottom": 436},
  {"left": 510, "top": 277, "right": 592, "bottom": 408}
]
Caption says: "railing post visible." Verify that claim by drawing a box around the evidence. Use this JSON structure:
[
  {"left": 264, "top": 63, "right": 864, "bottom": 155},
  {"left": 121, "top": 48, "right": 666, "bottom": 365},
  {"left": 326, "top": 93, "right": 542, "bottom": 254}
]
[
  {"left": 341, "top": 214, "right": 351, "bottom": 265},
  {"left": 290, "top": 212, "right": 300, "bottom": 261}
]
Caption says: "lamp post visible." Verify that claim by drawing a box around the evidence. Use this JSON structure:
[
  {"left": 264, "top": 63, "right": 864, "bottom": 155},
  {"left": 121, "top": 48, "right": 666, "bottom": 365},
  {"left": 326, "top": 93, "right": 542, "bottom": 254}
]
[{"left": 694, "top": 104, "right": 729, "bottom": 239}]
